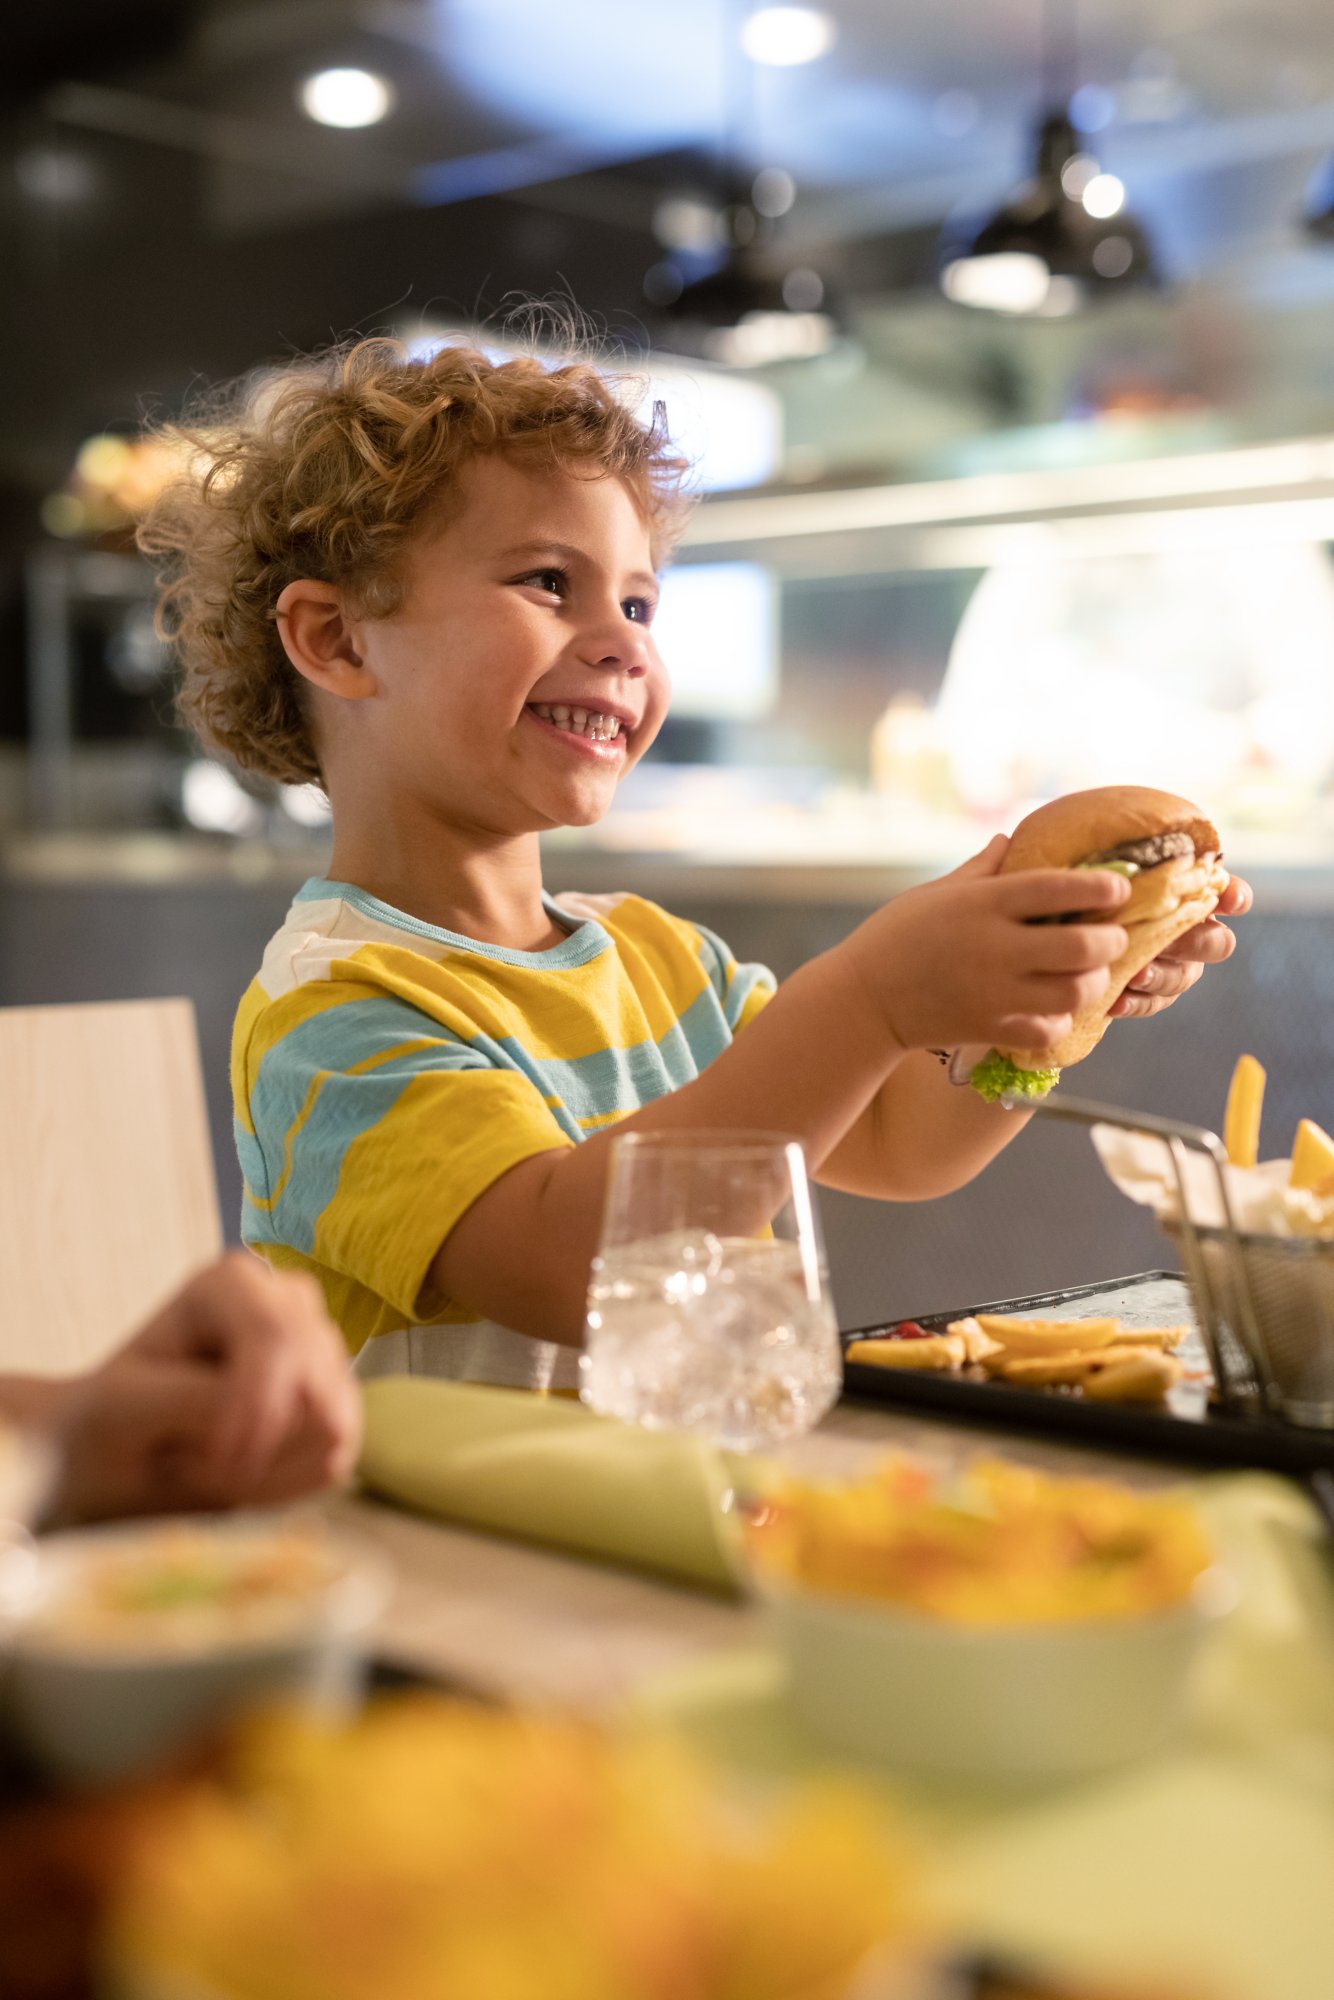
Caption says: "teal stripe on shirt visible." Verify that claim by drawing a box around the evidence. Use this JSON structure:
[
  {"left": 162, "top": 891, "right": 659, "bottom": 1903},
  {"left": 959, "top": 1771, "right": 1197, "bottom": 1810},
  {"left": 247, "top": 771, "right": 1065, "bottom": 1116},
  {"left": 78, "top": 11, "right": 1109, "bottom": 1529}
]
[
  {"left": 248, "top": 994, "right": 485, "bottom": 1174},
  {"left": 245, "top": 1043, "right": 498, "bottom": 1255}
]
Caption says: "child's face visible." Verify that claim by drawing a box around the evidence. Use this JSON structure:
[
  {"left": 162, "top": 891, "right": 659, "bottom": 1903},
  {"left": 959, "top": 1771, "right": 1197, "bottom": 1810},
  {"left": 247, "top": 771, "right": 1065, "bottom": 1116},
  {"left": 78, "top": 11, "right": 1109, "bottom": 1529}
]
[{"left": 345, "top": 457, "right": 668, "bottom": 835}]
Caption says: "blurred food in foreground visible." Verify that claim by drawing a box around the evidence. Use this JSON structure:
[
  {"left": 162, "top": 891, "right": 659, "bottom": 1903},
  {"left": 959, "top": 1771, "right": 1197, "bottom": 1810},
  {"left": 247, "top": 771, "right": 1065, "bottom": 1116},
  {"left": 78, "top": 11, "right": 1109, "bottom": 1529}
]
[
  {"left": 746, "top": 1459, "right": 1212, "bottom": 1623},
  {"left": 6, "top": 1519, "right": 387, "bottom": 1784},
  {"left": 108, "top": 1697, "right": 913, "bottom": 2000},
  {"left": 745, "top": 1460, "right": 1228, "bottom": 1781},
  {"left": 22, "top": 1524, "right": 344, "bottom": 1652}
]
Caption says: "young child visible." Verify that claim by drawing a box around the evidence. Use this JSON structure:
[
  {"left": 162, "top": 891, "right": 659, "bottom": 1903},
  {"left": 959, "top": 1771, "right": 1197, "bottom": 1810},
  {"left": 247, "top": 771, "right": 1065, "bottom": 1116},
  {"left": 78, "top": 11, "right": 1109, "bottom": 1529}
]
[{"left": 140, "top": 339, "right": 1247, "bottom": 1392}]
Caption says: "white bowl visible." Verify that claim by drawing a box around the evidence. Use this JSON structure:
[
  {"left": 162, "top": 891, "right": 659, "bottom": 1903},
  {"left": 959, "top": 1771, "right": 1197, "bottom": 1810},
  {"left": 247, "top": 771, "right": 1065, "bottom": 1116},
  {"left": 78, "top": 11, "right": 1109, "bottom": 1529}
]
[
  {"left": 2, "top": 1514, "right": 391, "bottom": 1784},
  {"left": 761, "top": 1567, "right": 1234, "bottom": 1786}
]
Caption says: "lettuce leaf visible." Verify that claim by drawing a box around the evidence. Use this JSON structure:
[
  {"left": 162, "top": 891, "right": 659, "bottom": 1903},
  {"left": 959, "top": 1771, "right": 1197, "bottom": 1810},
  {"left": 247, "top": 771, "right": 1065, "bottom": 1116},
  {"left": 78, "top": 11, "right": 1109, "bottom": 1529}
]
[
  {"left": 968, "top": 1050, "right": 1061, "bottom": 1103},
  {"left": 1075, "top": 857, "right": 1139, "bottom": 877}
]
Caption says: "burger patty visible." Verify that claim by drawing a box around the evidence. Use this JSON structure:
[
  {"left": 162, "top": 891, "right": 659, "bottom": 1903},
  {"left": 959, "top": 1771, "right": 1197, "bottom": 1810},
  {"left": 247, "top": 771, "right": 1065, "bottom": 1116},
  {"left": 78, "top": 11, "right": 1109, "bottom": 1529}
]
[{"left": 1083, "top": 830, "right": 1196, "bottom": 868}]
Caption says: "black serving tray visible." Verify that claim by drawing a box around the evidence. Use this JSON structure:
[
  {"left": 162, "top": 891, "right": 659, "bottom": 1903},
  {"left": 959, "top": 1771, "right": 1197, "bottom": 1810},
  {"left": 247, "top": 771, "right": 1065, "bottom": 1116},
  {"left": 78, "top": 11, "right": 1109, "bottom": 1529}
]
[{"left": 841, "top": 1270, "right": 1334, "bottom": 1474}]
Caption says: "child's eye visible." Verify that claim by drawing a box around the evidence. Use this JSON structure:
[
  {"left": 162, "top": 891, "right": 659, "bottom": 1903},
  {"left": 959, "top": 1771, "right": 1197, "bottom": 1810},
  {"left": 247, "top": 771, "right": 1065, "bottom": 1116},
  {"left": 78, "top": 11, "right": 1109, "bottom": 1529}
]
[
  {"left": 623, "top": 596, "right": 656, "bottom": 625},
  {"left": 518, "top": 567, "right": 568, "bottom": 598}
]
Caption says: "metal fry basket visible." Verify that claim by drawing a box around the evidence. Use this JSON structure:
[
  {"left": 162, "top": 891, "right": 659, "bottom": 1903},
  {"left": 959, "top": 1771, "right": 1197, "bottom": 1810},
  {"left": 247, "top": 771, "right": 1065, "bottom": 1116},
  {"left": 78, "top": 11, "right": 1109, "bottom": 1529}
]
[{"left": 1026, "top": 1093, "right": 1334, "bottom": 1432}]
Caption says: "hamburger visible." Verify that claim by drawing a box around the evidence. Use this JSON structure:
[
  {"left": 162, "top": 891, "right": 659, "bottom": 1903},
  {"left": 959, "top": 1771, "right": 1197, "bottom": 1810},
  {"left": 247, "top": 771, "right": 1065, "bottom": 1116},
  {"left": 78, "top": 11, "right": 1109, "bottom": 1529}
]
[{"left": 959, "top": 785, "right": 1227, "bottom": 1103}]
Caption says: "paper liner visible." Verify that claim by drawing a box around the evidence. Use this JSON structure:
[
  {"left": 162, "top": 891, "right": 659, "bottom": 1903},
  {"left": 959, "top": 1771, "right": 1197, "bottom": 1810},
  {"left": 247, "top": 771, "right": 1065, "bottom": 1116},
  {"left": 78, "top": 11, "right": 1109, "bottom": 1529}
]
[{"left": 1091, "top": 1125, "right": 1334, "bottom": 1242}]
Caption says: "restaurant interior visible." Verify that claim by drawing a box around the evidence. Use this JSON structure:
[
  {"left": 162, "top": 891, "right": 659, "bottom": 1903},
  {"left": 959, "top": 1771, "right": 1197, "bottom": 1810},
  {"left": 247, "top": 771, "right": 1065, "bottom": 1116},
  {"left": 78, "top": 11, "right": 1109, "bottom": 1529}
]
[{"left": 0, "top": 4, "right": 1331, "bottom": 1997}]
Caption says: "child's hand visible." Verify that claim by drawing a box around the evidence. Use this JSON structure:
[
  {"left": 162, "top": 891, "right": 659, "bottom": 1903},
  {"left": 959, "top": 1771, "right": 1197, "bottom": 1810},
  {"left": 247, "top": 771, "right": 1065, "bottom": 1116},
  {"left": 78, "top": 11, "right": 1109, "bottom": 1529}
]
[
  {"left": 849, "top": 835, "right": 1132, "bottom": 1057},
  {"left": 1110, "top": 870, "right": 1252, "bottom": 1019}
]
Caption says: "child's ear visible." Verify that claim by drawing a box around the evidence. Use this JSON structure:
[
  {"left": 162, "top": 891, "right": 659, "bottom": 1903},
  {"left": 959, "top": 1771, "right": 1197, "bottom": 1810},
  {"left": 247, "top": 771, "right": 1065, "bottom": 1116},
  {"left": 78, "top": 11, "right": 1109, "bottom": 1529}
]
[{"left": 275, "top": 580, "right": 376, "bottom": 701}]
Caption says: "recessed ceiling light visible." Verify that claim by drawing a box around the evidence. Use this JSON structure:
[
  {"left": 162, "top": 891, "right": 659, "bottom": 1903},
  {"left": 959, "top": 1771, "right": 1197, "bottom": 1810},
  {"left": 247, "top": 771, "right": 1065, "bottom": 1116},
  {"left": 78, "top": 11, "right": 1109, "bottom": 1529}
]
[
  {"left": 298, "top": 67, "right": 395, "bottom": 129},
  {"left": 741, "top": 7, "right": 835, "bottom": 67}
]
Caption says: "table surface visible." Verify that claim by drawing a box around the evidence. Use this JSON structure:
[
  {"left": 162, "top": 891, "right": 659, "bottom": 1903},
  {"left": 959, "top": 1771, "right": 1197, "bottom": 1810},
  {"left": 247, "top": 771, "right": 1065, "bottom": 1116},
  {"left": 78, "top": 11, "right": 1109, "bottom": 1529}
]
[{"left": 327, "top": 1394, "right": 1185, "bottom": 1711}]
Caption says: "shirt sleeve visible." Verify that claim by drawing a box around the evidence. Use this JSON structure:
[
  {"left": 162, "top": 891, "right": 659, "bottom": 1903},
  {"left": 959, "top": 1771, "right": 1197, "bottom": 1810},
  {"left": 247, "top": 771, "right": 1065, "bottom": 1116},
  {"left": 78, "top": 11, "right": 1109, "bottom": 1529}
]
[
  {"left": 241, "top": 987, "right": 572, "bottom": 1320},
  {"left": 690, "top": 921, "right": 776, "bottom": 1034}
]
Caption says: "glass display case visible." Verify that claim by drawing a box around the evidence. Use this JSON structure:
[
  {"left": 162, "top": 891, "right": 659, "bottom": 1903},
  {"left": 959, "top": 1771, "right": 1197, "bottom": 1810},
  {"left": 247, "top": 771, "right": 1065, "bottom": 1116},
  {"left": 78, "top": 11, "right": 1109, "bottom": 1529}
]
[{"left": 581, "top": 432, "right": 1334, "bottom": 872}]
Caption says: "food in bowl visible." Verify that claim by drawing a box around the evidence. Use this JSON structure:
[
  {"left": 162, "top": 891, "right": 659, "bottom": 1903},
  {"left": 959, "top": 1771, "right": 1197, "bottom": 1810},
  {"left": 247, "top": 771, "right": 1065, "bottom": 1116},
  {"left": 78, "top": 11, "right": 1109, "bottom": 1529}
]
[
  {"left": 7, "top": 1516, "right": 389, "bottom": 1782},
  {"left": 23, "top": 1523, "right": 346, "bottom": 1652},
  {"left": 109, "top": 1697, "right": 915, "bottom": 2000},
  {"left": 749, "top": 1458, "right": 1212, "bottom": 1624},
  {"left": 745, "top": 1459, "right": 1229, "bottom": 1781}
]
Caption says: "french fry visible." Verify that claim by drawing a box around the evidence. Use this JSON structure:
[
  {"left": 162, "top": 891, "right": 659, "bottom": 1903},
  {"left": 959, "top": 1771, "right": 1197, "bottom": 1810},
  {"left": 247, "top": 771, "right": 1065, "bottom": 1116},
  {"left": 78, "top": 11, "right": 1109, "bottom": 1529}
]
[
  {"left": 1290, "top": 1118, "right": 1334, "bottom": 1191},
  {"left": 845, "top": 1333, "right": 965, "bottom": 1371},
  {"left": 1224, "top": 1052, "right": 1265, "bottom": 1168},
  {"left": 969, "top": 1313, "right": 1120, "bottom": 1357}
]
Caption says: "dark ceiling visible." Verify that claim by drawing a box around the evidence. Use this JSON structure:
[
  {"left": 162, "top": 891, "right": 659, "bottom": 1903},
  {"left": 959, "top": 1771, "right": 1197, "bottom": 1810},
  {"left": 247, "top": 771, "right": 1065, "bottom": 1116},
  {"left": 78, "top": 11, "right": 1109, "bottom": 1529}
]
[{"left": 4, "top": 0, "right": 1334, "bottom": 491}]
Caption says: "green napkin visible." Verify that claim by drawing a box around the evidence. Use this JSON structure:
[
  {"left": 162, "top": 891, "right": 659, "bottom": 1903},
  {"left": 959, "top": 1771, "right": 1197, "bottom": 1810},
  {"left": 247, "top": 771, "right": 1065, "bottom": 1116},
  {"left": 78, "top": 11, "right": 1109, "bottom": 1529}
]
[{"left": 358, "top": 1378, "right": 741, "bottom": 1595}]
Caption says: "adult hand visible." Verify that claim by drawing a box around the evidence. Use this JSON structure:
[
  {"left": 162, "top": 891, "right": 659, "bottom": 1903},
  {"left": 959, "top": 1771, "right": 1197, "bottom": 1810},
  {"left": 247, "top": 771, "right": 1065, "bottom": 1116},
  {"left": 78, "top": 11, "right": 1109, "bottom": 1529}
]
[
  {"left": 1109, "top": 872, "right": 1252, "bottom": 1020},
  {"left": 52, "top": 1253, "right": 361, "bottom": 1522}
]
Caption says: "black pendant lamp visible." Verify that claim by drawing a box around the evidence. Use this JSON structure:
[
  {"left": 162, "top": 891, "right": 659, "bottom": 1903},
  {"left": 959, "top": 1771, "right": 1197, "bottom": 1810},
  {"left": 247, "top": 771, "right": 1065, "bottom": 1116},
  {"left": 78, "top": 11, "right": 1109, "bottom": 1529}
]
[
  {"left": 646, "top": 6, "right": 839, "bottom": 364},
  {"left": 940, "top": 7, "right": 1158, "bottom": 314},
  {"left": 649, "top": 177, "right": 838, "bottom": 364}
]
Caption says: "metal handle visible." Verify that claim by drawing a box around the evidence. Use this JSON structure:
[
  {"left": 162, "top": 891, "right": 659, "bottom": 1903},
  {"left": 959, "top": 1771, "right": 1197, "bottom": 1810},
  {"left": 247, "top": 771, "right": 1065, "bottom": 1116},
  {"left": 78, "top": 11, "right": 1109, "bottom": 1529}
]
[{"left": 1022, "top": 1091, "right": 1279, "bottom": 1415}]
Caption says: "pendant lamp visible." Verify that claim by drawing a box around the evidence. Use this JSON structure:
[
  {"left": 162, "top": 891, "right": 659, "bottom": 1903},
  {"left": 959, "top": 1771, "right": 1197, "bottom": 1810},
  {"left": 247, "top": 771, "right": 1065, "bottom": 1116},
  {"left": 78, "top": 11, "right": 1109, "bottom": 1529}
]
[{"left": 940, "top": 3, "right": 1158, "bottom": 314}]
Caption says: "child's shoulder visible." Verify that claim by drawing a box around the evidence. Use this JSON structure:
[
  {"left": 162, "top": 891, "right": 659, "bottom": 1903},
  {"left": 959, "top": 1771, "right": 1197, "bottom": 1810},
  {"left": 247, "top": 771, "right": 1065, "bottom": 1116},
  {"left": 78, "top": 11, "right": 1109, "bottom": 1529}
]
[{"left": 251, "top": 878, "right": 419, "bottom": 1000}]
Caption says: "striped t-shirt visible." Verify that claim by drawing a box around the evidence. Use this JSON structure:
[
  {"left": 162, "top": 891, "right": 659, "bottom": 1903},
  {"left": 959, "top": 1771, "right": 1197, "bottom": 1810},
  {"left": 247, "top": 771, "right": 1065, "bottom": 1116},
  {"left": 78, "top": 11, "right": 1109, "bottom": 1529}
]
[{"left": 232, "top": 879, "right": 775, "bottom": 1390}]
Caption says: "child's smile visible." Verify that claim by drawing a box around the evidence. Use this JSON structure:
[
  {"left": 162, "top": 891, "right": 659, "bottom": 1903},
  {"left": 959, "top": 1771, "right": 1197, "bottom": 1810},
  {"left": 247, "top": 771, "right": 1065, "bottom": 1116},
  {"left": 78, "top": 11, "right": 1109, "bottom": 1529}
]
[{"left": 523, "top": 698, "right": 632, "bottom": 755}]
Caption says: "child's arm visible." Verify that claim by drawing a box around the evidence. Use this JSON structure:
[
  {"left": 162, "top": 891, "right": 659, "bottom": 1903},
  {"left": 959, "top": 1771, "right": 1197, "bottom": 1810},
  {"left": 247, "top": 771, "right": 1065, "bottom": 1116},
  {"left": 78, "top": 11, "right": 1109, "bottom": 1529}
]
[{"left": 429, "top": 839, "right": 1131, "bottom": 1344}]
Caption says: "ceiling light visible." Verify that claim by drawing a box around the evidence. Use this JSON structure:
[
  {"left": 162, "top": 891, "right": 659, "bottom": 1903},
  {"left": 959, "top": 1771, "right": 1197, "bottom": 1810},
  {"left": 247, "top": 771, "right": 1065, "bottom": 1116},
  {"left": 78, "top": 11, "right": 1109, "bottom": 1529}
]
[
  {"left": 653, "top": 195, "right": 723, "bottom": 253},
  {"left": 1069, "top": 82, "right": 1115, "bottom": 133},
  {"left": 298, "top": 67, "right": 395, "bottom": 129},
  {"left": 1059, "top": 153, "right": 1099, "bottom": 201},
  {"left": 741, "top": 6, "right": 835, "bottom": 67},
  {"left": 1081, "top": 172, "right": 1125, "bottom": 218},
  {"left": 751, "top": 167, "right": 797, "bottom": 217},
  {"left": 781, "top": 266, "right": 824, "bottom": 310},
  {"left": 939, "top": 110, "right": 1156, "bottom": 315}
]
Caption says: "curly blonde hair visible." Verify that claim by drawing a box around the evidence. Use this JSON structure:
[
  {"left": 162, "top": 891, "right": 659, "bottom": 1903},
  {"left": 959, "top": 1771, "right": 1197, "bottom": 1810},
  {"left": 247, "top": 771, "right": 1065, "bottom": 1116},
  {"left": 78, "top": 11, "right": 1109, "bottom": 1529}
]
[{"left": 137, "top": 338, "right": 694, "bottom": 785}]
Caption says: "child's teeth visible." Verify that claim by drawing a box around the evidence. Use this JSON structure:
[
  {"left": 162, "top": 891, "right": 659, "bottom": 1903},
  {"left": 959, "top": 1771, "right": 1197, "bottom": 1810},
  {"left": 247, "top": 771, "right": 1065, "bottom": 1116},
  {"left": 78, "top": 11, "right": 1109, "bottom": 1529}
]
[{"left": 532, "top": 702, "right": 622, "bottom": 740}]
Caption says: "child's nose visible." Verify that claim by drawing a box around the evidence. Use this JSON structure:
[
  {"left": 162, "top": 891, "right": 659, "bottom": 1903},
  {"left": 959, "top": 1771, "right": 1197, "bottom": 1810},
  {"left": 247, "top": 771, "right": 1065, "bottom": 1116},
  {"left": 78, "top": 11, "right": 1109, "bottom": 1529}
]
[{"left": 578, "top": 616, "right": 651, "bottom": 677}]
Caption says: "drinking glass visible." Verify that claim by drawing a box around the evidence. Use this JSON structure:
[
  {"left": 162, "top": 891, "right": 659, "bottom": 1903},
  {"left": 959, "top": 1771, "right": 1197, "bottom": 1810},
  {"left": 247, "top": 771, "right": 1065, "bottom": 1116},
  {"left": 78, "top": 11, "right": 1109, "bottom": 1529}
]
[{"left": 580, "top": 1131, "right": 842, "bottom": 1451}]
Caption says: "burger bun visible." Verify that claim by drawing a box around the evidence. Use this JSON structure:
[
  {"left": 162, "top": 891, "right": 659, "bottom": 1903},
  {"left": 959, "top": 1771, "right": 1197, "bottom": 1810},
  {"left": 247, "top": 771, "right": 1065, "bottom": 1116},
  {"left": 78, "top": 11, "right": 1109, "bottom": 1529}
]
[{"left": 997, "top": 786, "right": 1226, "bottom": 1073}]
